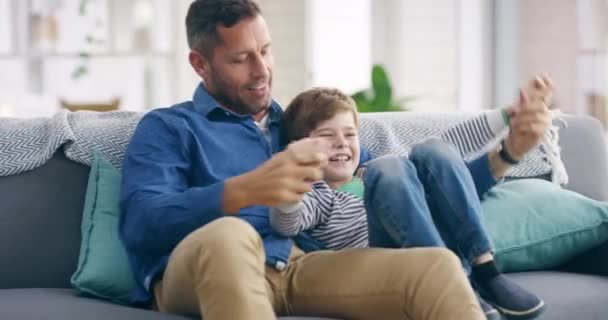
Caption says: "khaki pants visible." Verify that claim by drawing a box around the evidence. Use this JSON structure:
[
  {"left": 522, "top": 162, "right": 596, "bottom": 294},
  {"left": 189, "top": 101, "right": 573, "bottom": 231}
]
[{"left": 153, "top": 217, "right": 484, "bottom": 320}]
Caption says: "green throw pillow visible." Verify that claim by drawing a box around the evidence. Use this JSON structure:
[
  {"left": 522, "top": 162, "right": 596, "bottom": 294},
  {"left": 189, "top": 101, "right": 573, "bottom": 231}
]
[
  {"left": 71, "top": 153, "right": 137, "bottom": 303},
  {"left": 482, "top": 179, "right": 608, "bottom": 273}
]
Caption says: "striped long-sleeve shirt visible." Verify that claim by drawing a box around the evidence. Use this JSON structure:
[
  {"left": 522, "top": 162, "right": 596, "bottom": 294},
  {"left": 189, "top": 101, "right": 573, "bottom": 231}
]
[{"left": 270, "top": 109, "right": 508, "bottom": 250}]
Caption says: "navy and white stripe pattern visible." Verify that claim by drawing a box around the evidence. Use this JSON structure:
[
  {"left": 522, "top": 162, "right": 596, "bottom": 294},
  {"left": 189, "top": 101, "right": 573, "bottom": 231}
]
[
  {"left": 0, "top": 110, "right": 142, "bottom": 176},
  {"left": 270, "top": 181, "right": 368, "bottom": 250}
]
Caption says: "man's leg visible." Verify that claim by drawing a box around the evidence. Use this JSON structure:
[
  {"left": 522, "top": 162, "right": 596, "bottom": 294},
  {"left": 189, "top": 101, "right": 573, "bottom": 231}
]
[
  {"left": 154, "top": 217, "right": 276, "bottom": 320},
  {"left": 409, "top": 139, "right": 545, "bottom": 319},
  {"left": 284, "top": 247, "right": 485, "bottom": 320}
]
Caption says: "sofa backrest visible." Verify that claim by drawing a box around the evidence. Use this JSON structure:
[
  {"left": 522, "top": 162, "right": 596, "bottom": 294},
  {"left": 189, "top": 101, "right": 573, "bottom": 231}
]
[
  {"left": 0, "top": 113, "right": 605, "bottom": 289},
  {"left": 0, "top": 151, "right": 89, "bottom": 289},
  {"left": 558, "top": 114, "right": 608, "bottom": 201}
]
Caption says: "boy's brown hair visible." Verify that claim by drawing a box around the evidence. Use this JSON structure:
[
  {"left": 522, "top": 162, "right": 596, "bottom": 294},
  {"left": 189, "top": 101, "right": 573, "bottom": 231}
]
[{"left": 282, "top": 87, "right": 360, "bottom": 143}]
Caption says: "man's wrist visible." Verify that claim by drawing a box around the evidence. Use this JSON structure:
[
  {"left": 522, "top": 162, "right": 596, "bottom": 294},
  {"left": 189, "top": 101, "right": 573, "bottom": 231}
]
[
  {"left": 498, "top": 139, "right": 521, "bottom": 165},
  {"left": 223, "top": 176, "right": 249, "bottom": 214}
]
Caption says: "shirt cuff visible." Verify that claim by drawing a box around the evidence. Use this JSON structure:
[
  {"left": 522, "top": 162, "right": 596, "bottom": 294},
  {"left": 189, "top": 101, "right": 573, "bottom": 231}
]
[{"left": 466, "top": 153, "right": 499, "bottom": 198}]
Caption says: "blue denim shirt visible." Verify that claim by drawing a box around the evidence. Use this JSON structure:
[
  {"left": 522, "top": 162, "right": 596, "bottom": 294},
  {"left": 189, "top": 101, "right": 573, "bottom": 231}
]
[{"left": 120, "top": 84, "right": 296, "bottom": 303}]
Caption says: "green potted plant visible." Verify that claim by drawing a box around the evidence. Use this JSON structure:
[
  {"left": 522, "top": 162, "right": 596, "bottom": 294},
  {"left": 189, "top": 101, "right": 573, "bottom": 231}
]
[{"left": 351, "top": 64, "right": 414, "bottom": 112}]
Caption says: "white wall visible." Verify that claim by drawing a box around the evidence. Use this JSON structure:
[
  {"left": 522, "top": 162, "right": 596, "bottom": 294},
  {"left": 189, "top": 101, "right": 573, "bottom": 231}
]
[
  {"left": 519, "top": 0, "right": 578, "bottom": 113},
  {"left": 493, "top": 0, "right": 519, "bottom": 109},
  {"left": 373, "top": 0, "right": 459, "bottom": 112},
  {"left": 258, "top": 0, "right": 309, "bottom": 106},
  {"left": 457, "top": 0, "right": 493, "bottom": 111},
  {"left": 308, "top": 0, "right": 371, "bottom": 94}
]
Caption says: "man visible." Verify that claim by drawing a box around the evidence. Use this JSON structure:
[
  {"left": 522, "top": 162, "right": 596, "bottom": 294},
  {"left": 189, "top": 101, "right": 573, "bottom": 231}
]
[{"left": 119, "top": 1, "right": 551, "bottom": 319}]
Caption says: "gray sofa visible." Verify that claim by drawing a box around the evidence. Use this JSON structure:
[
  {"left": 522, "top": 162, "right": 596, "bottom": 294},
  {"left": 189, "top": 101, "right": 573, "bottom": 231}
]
[{"left": 1, "top": 113, "right": 607, "bottom": 320}]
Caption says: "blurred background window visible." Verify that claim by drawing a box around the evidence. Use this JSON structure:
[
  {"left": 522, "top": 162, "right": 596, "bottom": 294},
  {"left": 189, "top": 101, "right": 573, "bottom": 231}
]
[{"left": 0, "top": 0, "right": 607, "bottom": 131}]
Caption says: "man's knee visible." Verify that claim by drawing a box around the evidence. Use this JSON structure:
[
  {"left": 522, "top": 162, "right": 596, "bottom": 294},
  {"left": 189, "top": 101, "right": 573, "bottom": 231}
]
[{"left": 424, "top": 247, "right": 461, "bottom": 270}]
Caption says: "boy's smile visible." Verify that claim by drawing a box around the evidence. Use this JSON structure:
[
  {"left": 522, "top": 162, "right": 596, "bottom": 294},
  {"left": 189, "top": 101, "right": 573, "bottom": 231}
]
[{"left": 310, "top": 111, "right": 360, "bottom": 189}]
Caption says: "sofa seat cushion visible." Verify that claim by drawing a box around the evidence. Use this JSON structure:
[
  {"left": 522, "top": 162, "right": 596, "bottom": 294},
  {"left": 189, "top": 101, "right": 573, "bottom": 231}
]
[
  {"left": 509, "top": 271, "right": 608, "bottom": 320},
  {"left": 0, "top": 289, "right": 341, "bottom": 320},
  {"left": 0, "top": 289, "right": 190, "bottom": 320}
]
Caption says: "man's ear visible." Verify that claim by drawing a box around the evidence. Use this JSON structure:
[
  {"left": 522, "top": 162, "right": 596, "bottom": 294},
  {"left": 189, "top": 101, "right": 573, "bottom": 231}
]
[{"left": 189, "top": 50, "right": 210, "bottom": 79}]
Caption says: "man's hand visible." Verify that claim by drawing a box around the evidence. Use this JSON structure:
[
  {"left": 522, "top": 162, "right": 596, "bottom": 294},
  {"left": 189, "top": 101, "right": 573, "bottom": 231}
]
[
  {"left": 489, "top": 75, "right": 553, "bottom": 178},
  {"left": 223, "top": 138, "right": 328, "bottom": 213},
  {"left": 504, "top": 75, "right": 553, "bottom": 160}
]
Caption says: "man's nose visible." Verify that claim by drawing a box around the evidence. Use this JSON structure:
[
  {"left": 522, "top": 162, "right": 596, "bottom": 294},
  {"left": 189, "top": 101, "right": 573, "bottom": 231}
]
[{"left": 251, "top": 54, "right": 270, "bottom": 79}]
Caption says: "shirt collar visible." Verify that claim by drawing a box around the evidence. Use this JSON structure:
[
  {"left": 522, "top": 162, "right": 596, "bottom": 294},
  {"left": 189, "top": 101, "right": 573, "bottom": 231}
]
[{"left": 192, "top": 83, "right": 283, "bottom": 123}]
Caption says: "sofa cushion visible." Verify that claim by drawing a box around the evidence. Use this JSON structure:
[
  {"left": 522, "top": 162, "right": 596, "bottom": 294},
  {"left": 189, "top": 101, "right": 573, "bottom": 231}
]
[
  {"left": 482, "top": 179, "right": 608, "bottom": 272},
  {"left": 0, "top": 289, "right": 191, "bottom": 320},
  {"left": 0, "top": 289, "right": 342, "bottom": 320},
  {"left": 0, "top": 152, "right": 89, "bottom": 289},
  {"left": 509, "top": 271, "right": 608, "bottom": 320},
  {"left": 71, "top": 153, "right": 137, "bottom": 303},
  {"left": 1, "top": 275, "right": 605, "bottom": 320}
]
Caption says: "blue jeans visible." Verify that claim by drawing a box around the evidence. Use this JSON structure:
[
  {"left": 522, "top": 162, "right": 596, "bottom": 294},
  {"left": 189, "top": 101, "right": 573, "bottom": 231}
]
[{"left": 363, "top": 139, "right": 494, "bottom": 273}]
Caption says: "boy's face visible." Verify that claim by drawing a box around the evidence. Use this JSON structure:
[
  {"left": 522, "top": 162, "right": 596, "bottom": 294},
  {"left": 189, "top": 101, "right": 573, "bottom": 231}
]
[{"left": 310, "top": 111, "right": 360, "bottom": 188}]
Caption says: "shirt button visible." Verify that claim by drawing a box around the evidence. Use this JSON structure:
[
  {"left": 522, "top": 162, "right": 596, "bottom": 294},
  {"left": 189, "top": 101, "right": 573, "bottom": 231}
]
[{"left": 275, "top": 261, "right": 286, "bottom": 271}]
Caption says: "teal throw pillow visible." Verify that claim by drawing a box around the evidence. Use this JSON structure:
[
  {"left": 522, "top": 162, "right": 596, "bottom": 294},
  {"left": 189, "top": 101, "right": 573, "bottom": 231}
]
[
  {"left": 71, "top": 153, "right": 137, "bottom": 303},
  {"left": 482, "top": 179, "right": 608, "bottom": 272}
]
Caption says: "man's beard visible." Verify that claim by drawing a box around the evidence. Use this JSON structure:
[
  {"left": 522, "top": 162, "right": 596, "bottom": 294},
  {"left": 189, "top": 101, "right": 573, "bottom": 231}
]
[{"left": 206, "top": 69, "right": 272, "bottom": 116}]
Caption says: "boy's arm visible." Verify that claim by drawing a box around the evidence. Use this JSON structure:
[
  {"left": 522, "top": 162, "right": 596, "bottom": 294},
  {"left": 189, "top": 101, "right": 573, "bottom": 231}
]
[{"left": 269, "top": 183, "right": 332, "bottom": 237}]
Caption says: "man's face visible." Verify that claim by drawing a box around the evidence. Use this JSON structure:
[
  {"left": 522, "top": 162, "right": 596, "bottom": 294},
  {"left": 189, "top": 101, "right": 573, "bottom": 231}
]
[{"left": 199, "top": 15, "right": 274, "bottom": 116}]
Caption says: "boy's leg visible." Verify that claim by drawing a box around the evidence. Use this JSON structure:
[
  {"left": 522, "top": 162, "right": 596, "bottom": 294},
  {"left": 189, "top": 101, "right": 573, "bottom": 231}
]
[
  {"left": 283, "top": 247, "right": 485, "bottom": 320},
  {"left": 408, "top": 139, "right": 493, "bottom": 266},
  {"left": 363, "top": 155, "right": 446, "bottom": 249},
  {"left": 363, "top": 154, "right": 501, "bottom": 319},
  {"left": 154, "top": 217, "right": 277, "bottom": 320},
  {"left": 408, "top": 139, "right": 545, "bottom": 319}
]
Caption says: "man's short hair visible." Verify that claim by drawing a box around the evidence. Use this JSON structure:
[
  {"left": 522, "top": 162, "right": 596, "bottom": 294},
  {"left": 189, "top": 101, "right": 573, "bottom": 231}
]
[
  {"left": 282, "top": 87, "right": 360, "bottom": 144},
  {"left": 185, "top": 0, "right": 261, "bottom": 57}
]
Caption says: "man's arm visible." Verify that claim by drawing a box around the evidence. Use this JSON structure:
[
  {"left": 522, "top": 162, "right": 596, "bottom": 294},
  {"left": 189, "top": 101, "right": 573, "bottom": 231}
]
[
  {"left": 437, "top": 109, "right": 507, "bottom": 197},
  {"left": 120, "top": 114, "right": 326, "bottom": 255},
  {"left": 465, "top": 76, "right": 554, "bottom": 196},
  {"left": 488, "top": 75, "right": 554, "bottom": 179},
  {"left": 120, "top": 113, "right": 230, "bottom": 255}
]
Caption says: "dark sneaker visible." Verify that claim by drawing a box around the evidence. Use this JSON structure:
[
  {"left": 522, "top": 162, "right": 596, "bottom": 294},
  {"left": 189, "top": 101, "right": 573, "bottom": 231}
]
[
  {"left": 477, "top": 292, "right": 502, "bottom": 320},
  {"left": 475, "top": 274, "right": 546, "bottom": 320}
]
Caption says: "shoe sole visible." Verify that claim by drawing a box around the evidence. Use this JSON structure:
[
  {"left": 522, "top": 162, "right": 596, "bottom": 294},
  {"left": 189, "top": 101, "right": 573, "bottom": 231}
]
[
  {"left": 494, "top": 300, "right": 546, "bottom": 320},
  {"left": 485, "top": 308, "right": 503, "bottom": 320}
]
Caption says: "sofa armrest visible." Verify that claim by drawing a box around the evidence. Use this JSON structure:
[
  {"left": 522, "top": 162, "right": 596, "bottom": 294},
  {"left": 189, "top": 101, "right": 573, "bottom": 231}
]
[{"left": 558, "top": 114, "right": 608, "bottom": 201}]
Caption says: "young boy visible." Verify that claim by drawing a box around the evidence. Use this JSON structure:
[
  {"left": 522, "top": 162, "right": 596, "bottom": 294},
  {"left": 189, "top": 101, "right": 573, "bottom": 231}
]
[{"left": 271, "top": 87, "right": 546, "bottom": 320}]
